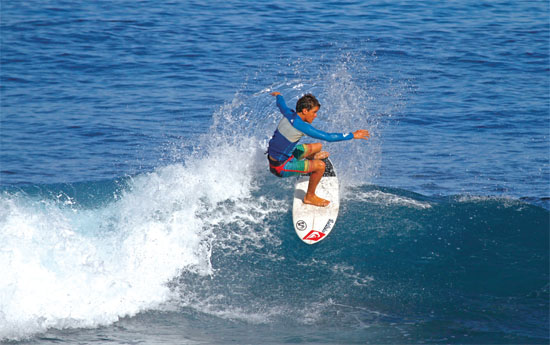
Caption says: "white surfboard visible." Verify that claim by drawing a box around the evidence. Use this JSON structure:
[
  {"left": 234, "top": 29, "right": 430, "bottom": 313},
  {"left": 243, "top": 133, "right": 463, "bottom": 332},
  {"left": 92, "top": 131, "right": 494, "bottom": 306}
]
[{"left": 292, "top": 158, "right": 340, "bottom": 244}]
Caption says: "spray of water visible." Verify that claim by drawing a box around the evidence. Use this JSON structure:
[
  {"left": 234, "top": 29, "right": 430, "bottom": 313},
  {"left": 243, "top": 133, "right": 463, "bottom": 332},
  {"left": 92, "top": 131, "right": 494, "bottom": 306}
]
[
  {"left": 0, "top": 140, "right": 270, "bottom": 340},
  {"left": 0, "top": 51, "right": 408, "bottom": 340}
]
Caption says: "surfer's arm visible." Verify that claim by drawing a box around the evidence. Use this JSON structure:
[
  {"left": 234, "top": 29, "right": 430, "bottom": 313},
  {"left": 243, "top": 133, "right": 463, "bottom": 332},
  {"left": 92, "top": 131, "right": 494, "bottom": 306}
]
[
  {"left": 271, "top": 92, "right": 295, "bottom": 119},
  {"left": 270, "top": 92, "right": 370, "bottom": 141},
  {"left": 293, "top": 117, "right": 354, "bottom": 142}
]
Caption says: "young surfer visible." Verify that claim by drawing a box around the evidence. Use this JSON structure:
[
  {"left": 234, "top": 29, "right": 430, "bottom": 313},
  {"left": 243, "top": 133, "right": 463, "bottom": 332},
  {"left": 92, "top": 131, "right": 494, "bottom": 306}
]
[{"left": 267, "top": 92, "right": 369, "bottom": 207}]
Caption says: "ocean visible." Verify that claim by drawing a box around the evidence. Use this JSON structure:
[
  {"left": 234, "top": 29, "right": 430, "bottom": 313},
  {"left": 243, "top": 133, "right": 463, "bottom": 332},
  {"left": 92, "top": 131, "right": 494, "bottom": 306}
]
[{"left": 1, "top": 0, "right": 548, "bottom": 343}]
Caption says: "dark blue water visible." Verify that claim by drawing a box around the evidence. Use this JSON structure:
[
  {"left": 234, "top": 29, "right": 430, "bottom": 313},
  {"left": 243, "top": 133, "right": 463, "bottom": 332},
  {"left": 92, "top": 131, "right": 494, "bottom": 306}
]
[{"left": 1, "top": 0, "right": 548, "bottom": 343}]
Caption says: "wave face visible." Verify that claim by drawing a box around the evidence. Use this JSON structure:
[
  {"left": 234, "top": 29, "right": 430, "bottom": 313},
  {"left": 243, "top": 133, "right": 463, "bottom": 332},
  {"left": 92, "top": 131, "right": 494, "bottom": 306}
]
[
  {"left": 0, "top": 139, "right": 261, "bottom": 340},
  {"left": 1, "top": 163, "right": 548, "bottom": 342}
]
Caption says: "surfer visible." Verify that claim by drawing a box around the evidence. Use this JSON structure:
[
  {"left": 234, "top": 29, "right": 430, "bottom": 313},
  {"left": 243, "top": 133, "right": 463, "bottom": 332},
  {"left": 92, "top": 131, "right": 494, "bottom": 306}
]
[{"left": 267, "top": 92, "right": 369, "bottom": 206}]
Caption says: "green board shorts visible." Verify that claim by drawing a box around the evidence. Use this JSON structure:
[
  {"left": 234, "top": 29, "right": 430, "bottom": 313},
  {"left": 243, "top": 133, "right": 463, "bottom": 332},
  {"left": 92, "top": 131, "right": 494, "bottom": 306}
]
[{"left": 268, "top": 144, "right": 311, "bottom": 178}]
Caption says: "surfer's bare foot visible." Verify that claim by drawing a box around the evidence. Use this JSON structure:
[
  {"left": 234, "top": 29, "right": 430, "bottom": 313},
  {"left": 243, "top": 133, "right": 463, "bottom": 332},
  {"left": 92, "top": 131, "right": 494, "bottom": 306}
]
[
  {"left": 312, "top": 151, "right": 329, "bottom": 160},
  {"left": 303, "top": 193, "right": 330, "bottom": 207}
]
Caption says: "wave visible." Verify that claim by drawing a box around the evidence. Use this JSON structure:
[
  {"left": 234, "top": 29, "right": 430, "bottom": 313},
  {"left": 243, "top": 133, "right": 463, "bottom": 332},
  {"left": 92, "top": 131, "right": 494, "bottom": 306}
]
[
  {"left": 1, "top": 63, "right": 548, "bottom": 342},
  {"left": 1, "top": 154, "right": 548, "bottom": 341},
  {"left": 0, "top": 139, "right": 268, "bottom": 340}
]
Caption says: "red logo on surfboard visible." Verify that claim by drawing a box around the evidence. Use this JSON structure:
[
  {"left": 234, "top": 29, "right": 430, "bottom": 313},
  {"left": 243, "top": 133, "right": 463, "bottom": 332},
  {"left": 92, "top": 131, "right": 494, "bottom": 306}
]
[{"left": 303, "top": 230, "right": 325, "bottom": 242}]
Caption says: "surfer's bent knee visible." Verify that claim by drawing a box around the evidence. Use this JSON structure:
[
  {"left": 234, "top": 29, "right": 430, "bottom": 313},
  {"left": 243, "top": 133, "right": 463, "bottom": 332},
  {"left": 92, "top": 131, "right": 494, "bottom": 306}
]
[{"left": 310, "top": 159, "right": 325, "bottom": 173}]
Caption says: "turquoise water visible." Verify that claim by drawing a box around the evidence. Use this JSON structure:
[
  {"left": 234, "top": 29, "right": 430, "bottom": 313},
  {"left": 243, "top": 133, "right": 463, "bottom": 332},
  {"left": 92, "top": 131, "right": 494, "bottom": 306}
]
[{"left": 1, "top": 0, "right": 548, "bottom": 343}]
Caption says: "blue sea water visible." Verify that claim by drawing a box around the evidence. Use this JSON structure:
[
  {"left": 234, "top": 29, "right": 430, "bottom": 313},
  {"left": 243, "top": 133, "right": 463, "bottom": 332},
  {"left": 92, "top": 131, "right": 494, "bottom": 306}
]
[{"left": 1, "top": 0, "right": 549, "bottom": 343}]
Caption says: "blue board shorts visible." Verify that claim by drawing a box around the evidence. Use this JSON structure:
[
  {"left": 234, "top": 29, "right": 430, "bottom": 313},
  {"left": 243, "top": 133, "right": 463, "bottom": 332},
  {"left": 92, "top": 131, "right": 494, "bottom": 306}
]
[{"left": 268, "top": 144, "right": 311, "bottom": 178}]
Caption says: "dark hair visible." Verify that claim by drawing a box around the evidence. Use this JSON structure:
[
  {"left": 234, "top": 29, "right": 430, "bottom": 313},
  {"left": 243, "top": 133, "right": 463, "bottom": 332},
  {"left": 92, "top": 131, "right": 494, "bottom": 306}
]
[{"left": 296, "top": 94, "right": 320, "bottom": 113}]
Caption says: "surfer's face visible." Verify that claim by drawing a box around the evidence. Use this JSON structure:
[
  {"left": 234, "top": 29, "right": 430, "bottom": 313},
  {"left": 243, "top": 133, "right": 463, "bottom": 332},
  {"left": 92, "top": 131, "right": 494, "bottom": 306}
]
[{"left": 302, "top": 106, "right": 319, "bottom": 123}]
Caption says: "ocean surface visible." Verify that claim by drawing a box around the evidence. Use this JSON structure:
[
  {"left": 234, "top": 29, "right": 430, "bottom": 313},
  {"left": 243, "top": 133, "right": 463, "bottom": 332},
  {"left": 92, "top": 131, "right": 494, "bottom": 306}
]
[{"left": 1, "top": 0, "right": 549, "bottom": 344}]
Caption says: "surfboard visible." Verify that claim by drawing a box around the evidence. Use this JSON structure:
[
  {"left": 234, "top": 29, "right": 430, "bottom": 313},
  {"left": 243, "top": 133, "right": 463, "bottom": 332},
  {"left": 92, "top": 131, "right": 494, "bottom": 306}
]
[{"left": 292, "top": 158, "right": 340, "bottom": 244}]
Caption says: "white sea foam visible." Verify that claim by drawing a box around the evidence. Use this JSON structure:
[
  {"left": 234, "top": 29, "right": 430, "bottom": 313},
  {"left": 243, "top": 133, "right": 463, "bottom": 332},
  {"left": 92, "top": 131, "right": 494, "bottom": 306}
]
[
  {"left": 352, "top": 190, "right": 432, "bottom": 209},
  {"left": 456, "top": 194, "right": 514, "bottom": 204},
  {"left": 0, "top": 141, "right": 266, "bottom": 341}
]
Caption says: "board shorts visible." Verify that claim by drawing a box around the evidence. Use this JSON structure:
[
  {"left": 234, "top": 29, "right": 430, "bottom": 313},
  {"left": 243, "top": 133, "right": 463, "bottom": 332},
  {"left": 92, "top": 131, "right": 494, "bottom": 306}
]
[{"left": 268, "top": 144, "right": 312, "bottom": 178}]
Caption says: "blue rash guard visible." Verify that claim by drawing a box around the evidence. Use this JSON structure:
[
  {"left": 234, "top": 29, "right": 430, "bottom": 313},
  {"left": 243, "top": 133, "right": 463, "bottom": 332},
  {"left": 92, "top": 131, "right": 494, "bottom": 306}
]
[{"left": 267, "top": 95, "right": 353, "bottom": 161}]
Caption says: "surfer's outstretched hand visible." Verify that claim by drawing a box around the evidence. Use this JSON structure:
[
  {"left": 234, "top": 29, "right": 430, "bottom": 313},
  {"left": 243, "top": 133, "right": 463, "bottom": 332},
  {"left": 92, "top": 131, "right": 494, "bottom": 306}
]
[
  {"left": 353, "top": 129, "right": 370, "bottom": 140},
  {"left": 270, "top": 91, "right": 281, "bottom": 96}
]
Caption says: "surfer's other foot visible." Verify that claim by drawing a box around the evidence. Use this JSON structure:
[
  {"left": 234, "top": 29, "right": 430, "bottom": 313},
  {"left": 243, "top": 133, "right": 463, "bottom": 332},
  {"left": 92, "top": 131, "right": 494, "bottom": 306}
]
[
  {"left": 303, "top": 194, "right": 330, "bottom": 207},
  {"left": 313, "top": 151, "right": 329, "bottom": 160}
]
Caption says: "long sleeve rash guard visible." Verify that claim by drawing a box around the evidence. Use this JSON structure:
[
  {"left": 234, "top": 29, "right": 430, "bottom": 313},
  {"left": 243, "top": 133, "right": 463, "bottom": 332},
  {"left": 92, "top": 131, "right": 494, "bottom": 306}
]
[{"left": 267, "top": 95, "right": 353, "bottom": 161}]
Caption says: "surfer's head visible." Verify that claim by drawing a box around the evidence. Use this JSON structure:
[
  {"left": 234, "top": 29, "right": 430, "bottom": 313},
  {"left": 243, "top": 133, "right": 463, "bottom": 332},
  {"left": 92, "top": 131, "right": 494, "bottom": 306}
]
[
  {"left": 296, "top": 94, "right": 320, "bottom": 114},
  {"left": 296, "top": 94, "right": 321, "bottom": 123}
]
